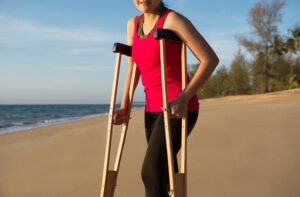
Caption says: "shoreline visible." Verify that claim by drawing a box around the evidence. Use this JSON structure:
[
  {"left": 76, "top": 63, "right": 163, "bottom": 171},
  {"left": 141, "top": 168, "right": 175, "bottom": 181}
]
[
  {"left": 2, "top": 88, "right": 299, "bottom": 136},
  {"left": 0, "top": 114, "right": 102, "bottom": 136},
  {"left": 0, "top": 104, "right": 144, "bottom": 136}
]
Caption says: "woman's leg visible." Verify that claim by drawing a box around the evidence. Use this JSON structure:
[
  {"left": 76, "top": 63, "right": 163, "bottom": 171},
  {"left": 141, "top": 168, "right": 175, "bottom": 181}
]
[
  {"left": 142, "top": 111, "right": 198, "bottom": 197},
  {"left": 142, "top": 112, "right": 164, "bottom": 197}
]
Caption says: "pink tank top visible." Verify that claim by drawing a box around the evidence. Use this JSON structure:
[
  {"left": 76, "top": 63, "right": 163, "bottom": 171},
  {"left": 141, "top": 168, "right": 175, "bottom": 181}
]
[{"left": 132, "top": 10, "right": 199, "bottom": 112}]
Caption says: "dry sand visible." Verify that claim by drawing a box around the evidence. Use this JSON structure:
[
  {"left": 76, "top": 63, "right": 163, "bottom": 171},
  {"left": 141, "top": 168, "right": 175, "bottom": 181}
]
[{"left": 0, "top": 89, "right": 300, "bottom": 197}]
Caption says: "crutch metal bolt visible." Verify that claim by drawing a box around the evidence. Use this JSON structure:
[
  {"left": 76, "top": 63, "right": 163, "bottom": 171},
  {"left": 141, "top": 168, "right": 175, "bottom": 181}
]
[
  {"left": 154, "top": 28, "right": 188, "bottom": 197},
  {"left": 100, "top": 43, "right": 137, "bottom": 197}
]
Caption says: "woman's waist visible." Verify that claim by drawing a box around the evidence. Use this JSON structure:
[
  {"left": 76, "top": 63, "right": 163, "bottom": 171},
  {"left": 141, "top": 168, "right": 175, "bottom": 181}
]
[{"left": 144, "top": 85, "right": 199, "bottom": 112}]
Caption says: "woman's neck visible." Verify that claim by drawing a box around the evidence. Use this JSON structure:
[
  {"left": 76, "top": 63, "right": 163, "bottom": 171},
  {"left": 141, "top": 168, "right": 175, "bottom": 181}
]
[
  {"left": 138, "top": 5, "right": 167, "bottom": 37},
  {"left": 143, "top": 6, "right": 162, "bottom": 22}
]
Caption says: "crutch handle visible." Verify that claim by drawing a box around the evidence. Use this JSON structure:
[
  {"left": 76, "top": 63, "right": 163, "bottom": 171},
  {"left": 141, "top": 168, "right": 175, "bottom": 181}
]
[
  {"left": 154, "top": 28, "right": 182, "bottom": 43},
  {"left": 113, "top": 43, "right": 132, "bottom": 57}
]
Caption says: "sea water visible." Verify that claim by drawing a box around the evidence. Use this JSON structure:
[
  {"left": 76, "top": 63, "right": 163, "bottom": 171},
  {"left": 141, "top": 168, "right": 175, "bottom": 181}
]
[{"left": 0, "top": 104, "right": 143, "bottom": 135}]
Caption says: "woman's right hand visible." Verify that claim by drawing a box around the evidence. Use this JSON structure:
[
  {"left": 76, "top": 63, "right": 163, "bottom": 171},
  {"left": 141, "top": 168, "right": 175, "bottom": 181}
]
[{"left": 113, "top": 108, "right": 130, "bottom": 125}]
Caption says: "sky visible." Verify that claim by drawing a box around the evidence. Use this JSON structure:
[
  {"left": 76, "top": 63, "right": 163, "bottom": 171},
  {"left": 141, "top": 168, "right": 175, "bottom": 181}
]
[{"left": 0, "top": 0, "right": 299, "bottom": 104}]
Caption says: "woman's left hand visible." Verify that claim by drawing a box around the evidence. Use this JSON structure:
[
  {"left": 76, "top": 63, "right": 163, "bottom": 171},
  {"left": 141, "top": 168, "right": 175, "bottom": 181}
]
[{"left": 169, "top": 94, "right": 188, "bottom": 118}]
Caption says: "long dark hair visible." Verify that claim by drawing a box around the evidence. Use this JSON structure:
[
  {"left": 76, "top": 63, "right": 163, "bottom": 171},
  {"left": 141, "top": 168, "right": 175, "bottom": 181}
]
[{"left": 161, "top": 1, "right": 167, "bottom": 8}]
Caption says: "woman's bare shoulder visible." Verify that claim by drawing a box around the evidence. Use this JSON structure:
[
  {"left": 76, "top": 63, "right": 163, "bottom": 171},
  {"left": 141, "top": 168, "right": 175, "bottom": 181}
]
[
  {"left": 164, "top": 11, "right": 190, "bottom": 29},
  {"left": 127, "top": 16, "right": 139, "bottom": 45},
  {"left": 127, "top": 16, "right": 138, "bottom": 29}
]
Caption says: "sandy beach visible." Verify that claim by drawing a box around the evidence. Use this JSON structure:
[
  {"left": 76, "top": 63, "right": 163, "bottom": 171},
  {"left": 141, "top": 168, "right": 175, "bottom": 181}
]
[{"left": 1, "top": 89, "right": 300, "bottom": 197}]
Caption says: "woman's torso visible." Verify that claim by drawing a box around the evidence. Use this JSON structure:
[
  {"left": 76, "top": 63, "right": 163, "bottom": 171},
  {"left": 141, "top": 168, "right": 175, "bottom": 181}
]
[{"left": 132, "top": 9, "right": 199, "bottom": 112}]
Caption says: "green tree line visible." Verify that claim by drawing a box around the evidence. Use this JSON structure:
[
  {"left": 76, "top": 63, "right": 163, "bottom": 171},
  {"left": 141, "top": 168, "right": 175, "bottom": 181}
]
[{"left": 189, "top": 0, "right": 300, "bottom": 99}]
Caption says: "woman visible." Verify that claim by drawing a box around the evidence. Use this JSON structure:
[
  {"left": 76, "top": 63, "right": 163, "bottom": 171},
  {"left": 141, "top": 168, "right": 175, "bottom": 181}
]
[{"left": 114, "top": 1, "right": 219, "bottom": 196}]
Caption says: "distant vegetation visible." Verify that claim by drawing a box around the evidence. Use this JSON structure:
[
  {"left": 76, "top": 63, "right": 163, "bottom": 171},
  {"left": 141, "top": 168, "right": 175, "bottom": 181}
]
[{"left": 189, "top": 0, "right": 300, "bottom": 99}]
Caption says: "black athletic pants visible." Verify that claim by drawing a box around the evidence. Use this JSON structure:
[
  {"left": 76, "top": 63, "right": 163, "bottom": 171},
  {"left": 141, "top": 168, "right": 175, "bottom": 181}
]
[{"left": 142, "top": 111, "right": 198, "bottom": 197}]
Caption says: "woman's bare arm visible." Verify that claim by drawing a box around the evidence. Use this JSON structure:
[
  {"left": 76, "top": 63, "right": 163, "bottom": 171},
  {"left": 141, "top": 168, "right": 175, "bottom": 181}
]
[
  {"left": 164, "top": 12, "right": 219, "bottom": 115},
  {"left": 113, "top": 17, "right": 140, "bottom": 124}
]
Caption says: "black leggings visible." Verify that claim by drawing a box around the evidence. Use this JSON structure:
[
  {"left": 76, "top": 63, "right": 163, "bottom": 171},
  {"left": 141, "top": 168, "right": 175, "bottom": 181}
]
[{"left": 142, "top": 111, "right": 199, "bottom": 197}]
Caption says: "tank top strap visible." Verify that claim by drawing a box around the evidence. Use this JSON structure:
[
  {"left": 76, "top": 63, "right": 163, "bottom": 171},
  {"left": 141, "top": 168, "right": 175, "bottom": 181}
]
[
  {"left": 156, "top": 9, "right": 172, "bottom": 28},
  {"left": 133, "top": 15, "right": 143, "bottom": 38}
]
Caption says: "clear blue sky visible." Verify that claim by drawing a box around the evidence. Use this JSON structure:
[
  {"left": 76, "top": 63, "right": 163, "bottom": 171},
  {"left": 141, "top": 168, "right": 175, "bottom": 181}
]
[{"left": 0, "top": 0, "right": 299, "bottom": 104}]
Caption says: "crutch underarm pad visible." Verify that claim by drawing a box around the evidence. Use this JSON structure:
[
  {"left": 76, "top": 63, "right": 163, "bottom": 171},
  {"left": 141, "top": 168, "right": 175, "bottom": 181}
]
[
  {"left": 113, "top": 43, "right": 132, "bottom": 57},
  {"left": 154, "top": 28, "right": 182, "bottom": 43}
]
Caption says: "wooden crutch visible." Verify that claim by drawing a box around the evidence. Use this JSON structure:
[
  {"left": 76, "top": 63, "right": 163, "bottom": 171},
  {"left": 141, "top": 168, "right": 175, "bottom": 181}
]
[
  {"left": 154, "top": 28, "right": 188, "bottom": 197},
  {"left": 100, "top": 43, "right": 136, "bottom": 197}
]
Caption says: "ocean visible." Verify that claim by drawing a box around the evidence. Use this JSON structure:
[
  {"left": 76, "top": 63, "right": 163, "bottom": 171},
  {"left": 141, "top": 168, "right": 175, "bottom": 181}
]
[{"left": 0, "top": 104, "right": 144, "bottom": 135}]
